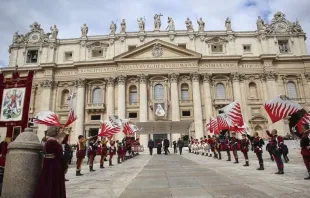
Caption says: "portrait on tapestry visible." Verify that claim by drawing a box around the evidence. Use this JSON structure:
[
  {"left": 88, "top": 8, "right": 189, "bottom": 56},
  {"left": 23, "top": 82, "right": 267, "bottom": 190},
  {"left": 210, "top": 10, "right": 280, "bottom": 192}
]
[
  {"left": 0, "top": 88, "right": 26, "bottom": 122},
  {"left": 154, "top": 103, "right": 165, "bottom": 117}
]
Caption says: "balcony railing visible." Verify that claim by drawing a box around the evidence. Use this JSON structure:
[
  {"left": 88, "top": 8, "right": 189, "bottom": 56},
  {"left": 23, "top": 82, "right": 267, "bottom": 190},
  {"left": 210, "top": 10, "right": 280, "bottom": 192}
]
[
  {"left": 86, "top": 103, "right": 106, "bottom": 113},
  {"left": 213, "top": 98, "right": 232, "bottom": 107}
]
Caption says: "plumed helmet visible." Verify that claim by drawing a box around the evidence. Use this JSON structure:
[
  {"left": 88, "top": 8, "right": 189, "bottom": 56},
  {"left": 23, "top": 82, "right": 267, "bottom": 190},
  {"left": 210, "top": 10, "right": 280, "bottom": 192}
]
[{"left": 46, "top": 126, "right": 60, "bottom": 137}]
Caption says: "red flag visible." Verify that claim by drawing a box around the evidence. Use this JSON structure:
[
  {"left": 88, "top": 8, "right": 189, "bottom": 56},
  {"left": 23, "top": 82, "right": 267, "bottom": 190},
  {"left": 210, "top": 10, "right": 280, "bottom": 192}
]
[
  {"left": 296, "top": 111, "right": 310, "bottom": 132},
  {"left": 264, "top": 95, "right": 302, "bottom": 123},
  {"left": 33, "top": 111, "right": 61, "bottom": 127},
  {"left": 220, "top": 101, "right": 244, "bottom": 127}
]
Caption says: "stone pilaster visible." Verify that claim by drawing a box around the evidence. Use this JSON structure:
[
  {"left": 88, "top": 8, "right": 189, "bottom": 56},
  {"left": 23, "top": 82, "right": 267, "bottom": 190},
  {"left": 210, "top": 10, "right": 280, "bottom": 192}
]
[
  {"left": 262, "top": 71, "right": 278, "bottom": 99},
  {"left": 29, "top": 84, "right": 38, "bottom": 114},
  {"left": 169, "top": 73, "right": 181, "bottom": 140},
  {"left": 74, "top": 78, "right": 86, "bottom": 143},
  {"left": 116, "top": 75, "right": 126, "bottom": 140},
  {"left": 106, "top": 77, "right": 115, "bottom": 120},
  {"left": 202, "top": 73, "right": 213, "bottom": 134},
  {"left": 138, "top": 74, "right": 148, "bottom": 146},
  {"left": 230, "top": 72, "right": 242, "bottom": 102},
  {"left": 190, "top": 72, "right": 203, "bottom": 139}
]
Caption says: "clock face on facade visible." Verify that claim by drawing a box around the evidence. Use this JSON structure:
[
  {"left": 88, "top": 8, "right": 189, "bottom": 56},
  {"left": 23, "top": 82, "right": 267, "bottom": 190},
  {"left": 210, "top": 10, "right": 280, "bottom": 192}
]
[
  {"left": 29, "top": 32, "right": 40, "bottom": 43},
  {"left": 275, "top": 22, "right": 288, "bottom": 33}
]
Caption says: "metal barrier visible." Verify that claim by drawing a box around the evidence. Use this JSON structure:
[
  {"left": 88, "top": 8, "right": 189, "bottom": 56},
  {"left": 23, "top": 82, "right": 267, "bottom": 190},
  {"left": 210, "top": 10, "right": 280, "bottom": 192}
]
[{"left": 132, "top": 145, "right": 144, "bottom": 152}]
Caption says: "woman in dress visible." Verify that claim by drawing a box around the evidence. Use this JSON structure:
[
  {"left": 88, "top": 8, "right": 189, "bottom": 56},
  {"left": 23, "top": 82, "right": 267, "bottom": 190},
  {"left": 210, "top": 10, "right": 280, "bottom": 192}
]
[{"left": 34, "top": 126, "right": 66, "bottom": 198}]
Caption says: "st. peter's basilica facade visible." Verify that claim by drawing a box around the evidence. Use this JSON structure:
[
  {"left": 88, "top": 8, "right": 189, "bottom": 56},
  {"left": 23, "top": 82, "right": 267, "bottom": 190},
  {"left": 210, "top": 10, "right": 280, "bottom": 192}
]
[{"left": 1, "top": 11, "right": 309, "bottom": 146}]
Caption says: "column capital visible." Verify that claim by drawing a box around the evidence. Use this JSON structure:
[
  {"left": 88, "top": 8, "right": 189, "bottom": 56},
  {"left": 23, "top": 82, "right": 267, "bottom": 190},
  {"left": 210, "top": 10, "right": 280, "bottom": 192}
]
[
  {"left": 138, "top": 74, "right": 148, "bottom": 84},
  {"left": 40, "top": 80, "right": 54, "bottom": 88},
  {"left": 117, "top": 75, "right": 127, "bottom": 85},
  {"left": 305, "top": 73, "right": 310, "bottom": 82},
  {"left": 74, "top": 78, "right": 86, "bottom": 87},
  {"left": 169, "top": 73, "right": 179, "bottom": 83},
  {"left": 230, "top": 72, "right": 241, "bottom": 82},
  {"left": 190, "top": 72, "right": 200, "bottom": 82},
  {"left": 260, "top": 71, "right": 278, "bottom": 81},
  {"left": 32, "top": 83, "right": 39, "bottom": 90},
  {"left": 202, "top": 73, "right": 212, "bottom": 83},
  {"left": 106, "top": 77, "right": 115, "bottom": 87}
]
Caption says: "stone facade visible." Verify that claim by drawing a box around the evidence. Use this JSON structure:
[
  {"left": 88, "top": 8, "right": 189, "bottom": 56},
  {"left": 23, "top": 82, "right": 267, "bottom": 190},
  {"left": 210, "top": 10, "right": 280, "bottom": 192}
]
[{"left": 2, "top": 12, "right": 310, "bottom": 146}]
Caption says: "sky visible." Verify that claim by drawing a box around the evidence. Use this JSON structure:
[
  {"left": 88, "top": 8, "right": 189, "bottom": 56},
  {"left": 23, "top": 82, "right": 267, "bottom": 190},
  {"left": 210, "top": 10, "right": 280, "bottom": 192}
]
[{"left": 0, "top": 0, "right": 310, "bottom": 67}]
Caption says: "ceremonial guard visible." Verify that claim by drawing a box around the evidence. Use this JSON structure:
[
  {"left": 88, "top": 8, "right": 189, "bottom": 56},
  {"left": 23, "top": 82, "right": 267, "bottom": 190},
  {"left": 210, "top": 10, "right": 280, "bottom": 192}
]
[
  {"left": 266, "top": 138, "right": 274, "bottom": 161},
  {"left": 211, "top": 136, "right": 218, "bottom": 159},
  {"left": 215, "top": 136, "right": 222, "bottom": 160},
  {"left": 207, "top": 136, "right": 213, "bottom": 157},
  {"left": 240, "top": 134, "right": 250, "bottom": 166},
  {"left": 292, "top": 123, "right": 310, "bottom": 179},
  {"left": 224, "top": 132, "right": 231, "bottom": 161},
  {"left": 157, "top": 142, "right": 162, "bottom": 154},
  {"left": 122, "top": 139, "right": 127, "bottom": 161},
  {"left": 247, "top": 132, "right": 265, "bottom": 170},
  {"left": 117, "top": 141, "right": 123, "bottom": 164},
  {"left": 230, "top": 132, "right": 239, "bottom": 163},
  {"left": 109, "top": 140, "right": 116, "bottom": 166},
  {"left": 76, "top": 135, "right": 90, "bottom": 176},
  {"left": 88, "top": 138, "right": 98, "bottom": 172},
  {"left": 266, "top": 129, "right": 284, "bottom": 174},
  {"left": 99, "top": 139, "right": 108, "bottom": 169}
]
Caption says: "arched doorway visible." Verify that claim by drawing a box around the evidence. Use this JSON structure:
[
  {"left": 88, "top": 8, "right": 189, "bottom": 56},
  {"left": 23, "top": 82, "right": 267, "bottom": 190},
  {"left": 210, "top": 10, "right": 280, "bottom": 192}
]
[
  {"left": 254, "top": 125, "right": 263, "bottom": 138},
  {"left": 248, "top": 116, "right": 268, "bottom": 139}
]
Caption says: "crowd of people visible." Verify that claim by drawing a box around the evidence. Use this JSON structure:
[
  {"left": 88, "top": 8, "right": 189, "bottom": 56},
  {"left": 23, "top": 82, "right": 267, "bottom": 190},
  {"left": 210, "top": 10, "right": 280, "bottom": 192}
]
[
  {"left": 147, "top": 138, "right": 185, "bottom": 155},
  {"left": 188, "top": 123, "right": 310, "bottom": 180},
  {"left": 34, "top": 126, "right": 141, "bottom": 198}
]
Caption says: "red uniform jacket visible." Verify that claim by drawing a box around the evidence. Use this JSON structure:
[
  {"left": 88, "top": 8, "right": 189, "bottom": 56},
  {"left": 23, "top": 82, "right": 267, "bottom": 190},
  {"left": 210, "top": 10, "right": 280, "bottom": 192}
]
[
  {"left": 253, "top": 136, "right": 264, "bottom": 153},
  {"left": 300, "top": 130, "right": 310, "bottom": 156},
  {"left": 240, "top": 139, "right": 250, "bottom": 153},
  {"left": 266, "top": 130, "right": 284, "bottom": 152},
  {"left": 230, "top": 137, "right": 239, "bottom": 151}
]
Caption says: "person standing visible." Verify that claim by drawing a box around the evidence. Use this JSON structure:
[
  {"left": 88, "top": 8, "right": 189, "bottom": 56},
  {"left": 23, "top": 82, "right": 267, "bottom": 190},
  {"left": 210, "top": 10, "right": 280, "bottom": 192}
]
[
  {"left": 148, "top": 139, "right": 154, "bottom": 155},
  {"left": 240, "top": 134, "right": 250, "bottom": 166},
  {"left": 163, "top": 138, "right": 170, "bottom": 155},
  {"left": 292, "top": 123, "right": 310, "bottom": 179},
  {"left": 173, "top": 140, "right": 177, "bottom": 153},
  {"left": 88, "top": 138, "right": 98, "bottom": 171},
  {"left": 230, "top": 132, "right": 239, "bottom": 164},
  {"left": 266, "top": 138, "right": 274, "bottom": 161},
  {"left": 34, "top": 126, "right": 66, "bottom": 198},
  {"left": 266, "top": 129, "right": 284, "bottom": 174},
  {"left": 99, "top": 140, "right": 108, "bottom": 169},
  {"left": 247, "top": 132, "right": 265, "bottom": 170},
  {"left": 177, "top": 138, "right": 184, "bottom": 155},
  {"left": 224, "top": 133, "right": 231, "bottom": 161},
  {"left": 76, "top": 135, "right": 90, "bottom": 176},
  {"left": 215, "top": 137, "right": 222, "bottom": 160},
  {"left": 109, "top": 140, "right": 116, "bottom": 166},
  {"left": 157, "top": 142, "right": 162, "bottom": 154},
  {"left": 282, "top": 143, "right": 289, "bottom": 163},
  {"left": 61, "top": 135, "right": 71, "bottom": 181}
]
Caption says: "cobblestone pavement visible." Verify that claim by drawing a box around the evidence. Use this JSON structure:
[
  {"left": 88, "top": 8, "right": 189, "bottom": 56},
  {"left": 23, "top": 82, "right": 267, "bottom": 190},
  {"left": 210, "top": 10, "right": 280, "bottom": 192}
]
[{"left": 66, "top": 149, "right": 310, "bottom": 198}]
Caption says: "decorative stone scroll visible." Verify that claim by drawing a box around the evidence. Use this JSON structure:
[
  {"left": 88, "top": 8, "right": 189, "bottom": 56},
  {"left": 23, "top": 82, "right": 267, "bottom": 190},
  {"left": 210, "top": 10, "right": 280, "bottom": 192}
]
[
  {"left": 106, "top": 77, "right": 115, "bottom": 87},
  {"left": 260, "top": 71, "right": 278, "bottom": 81},
  {"left": 169, "top": 73, "right": 179, "bottom": 83},
  {"left": 75, "top": 78, "right": 86, "bottom": 87},
  {"left": 202, "top": 73, "right": 212, "bottom": 83},
  {"left": 138, "top": 74, "right": 148, "bottom": 84},
  {"left": 40, "top": 80, "right": 54, "bottom": 88},
  {"left": 117, "top": 75, "right": 127, "bottom": 84},
  {"left": 190, "top": 72, "right": 200, "bottom": 82}
]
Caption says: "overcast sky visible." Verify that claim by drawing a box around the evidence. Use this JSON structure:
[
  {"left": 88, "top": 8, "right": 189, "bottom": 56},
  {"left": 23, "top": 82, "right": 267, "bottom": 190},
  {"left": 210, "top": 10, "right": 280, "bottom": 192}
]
[{"left": 0, "top": 0, "right": 309, "bottom": 67}]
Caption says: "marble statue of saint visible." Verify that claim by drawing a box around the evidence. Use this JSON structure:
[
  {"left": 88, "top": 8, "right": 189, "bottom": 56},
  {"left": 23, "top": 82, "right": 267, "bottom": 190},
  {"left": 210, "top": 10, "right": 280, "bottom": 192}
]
[
  {"left": 81, "top": 24, "right": 88, "bottom": 37},
  {"left": 120, "top": 19, "right": 126, "bottom": 33},
  {"left": 185, "top": 18, "right": 193, "bottom": 31},
  {"left": 292, "top": 20, "right": 303, "bottom": 33},
  {"left": 110, "top": 21, "right": 117, "bottom": 34},
  {"left": 197, "top": 17, "right": 205, "bottom": 32},
  {"left": 50, "top": 25, "right": 59, "bottom": 39},
  {"left": 154, "top": 13, "right": 163, "bottom": 30},
  {"left": 137, "top": 17, "right": 146, "bottom": 31},
  {"left": 13, "top": 32, "right": 19, "bottom": 44},
  {"left": 225, "top": 17, "right": 232, "bottom": 31},
  {"left": 155, "top": 104, "right": 165, "bottom": 117},
  {"left": 256, "top": 16, "right": 264, "bottom": 30},
  {"left": 166, "top": 17, "right": 175, "bottom": 31}
]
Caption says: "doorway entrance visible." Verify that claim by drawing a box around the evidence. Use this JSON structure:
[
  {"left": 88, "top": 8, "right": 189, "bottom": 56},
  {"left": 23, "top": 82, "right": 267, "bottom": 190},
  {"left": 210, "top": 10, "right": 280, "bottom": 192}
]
[
  {"left": 153, "top": 134, "right": 167, "bottom": 147},
  {"left": 89, "top": 128, "right": 99, "bottom": 137}
]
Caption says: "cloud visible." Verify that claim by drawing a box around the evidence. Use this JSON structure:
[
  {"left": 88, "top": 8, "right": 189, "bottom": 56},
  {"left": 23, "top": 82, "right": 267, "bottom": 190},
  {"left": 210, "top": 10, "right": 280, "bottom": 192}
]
[{"left": 0, "top": 0, "right": 309, "bottom": 67}]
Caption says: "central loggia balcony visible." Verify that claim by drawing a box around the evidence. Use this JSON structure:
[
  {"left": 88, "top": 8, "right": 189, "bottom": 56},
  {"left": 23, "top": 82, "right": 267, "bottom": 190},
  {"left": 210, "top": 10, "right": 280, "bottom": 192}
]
[{"left": 86, "top": 103, "right": 106, "bottom": 113}]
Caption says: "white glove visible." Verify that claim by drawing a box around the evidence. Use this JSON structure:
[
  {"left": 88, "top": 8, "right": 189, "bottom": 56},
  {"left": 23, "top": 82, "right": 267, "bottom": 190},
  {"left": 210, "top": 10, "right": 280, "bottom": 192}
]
[{"left": 246, "top": 127, "right": 251, "bottom": 135}]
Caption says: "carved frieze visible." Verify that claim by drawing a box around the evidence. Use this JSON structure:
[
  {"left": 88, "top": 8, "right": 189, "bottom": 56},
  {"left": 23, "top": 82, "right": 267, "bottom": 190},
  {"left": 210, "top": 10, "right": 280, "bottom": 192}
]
[
  {"left": 169, "top": 73, "right": 179, "bottom": 83},
  {"left": 78, "top": 67, "right": 117, "bottom": 74},
  {"left": 205, "top": 37, "right": 228, "bottom": 44},
  {"left": 200, "top": 63, "right": 237, "bottom": 68},
  {"left": 260, "top": 71, "right": 278, "bottom": 81},
  {"left": 119, "top": 62, "right": 197, "bottom": 70}
]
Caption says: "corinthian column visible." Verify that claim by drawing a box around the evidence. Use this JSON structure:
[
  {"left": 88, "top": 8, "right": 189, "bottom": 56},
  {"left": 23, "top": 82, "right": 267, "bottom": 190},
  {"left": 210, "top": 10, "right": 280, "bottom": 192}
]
[
  {"left": 38, "top": 80, "right": 54, "bottom": 140},
  {"left": 106, "top": 77, "right": 115, "bottom": 117},
  {"left": 74, "top": 78, "right": 86, "bottom": 143},
  {"left": 138, "top": 74, "right": 149, "bottom": 147},
  {"left": 29, "top": 84, "right": 38, "bottom": 114},
  {"left": 202, "top": 74, "right": 212, "bottom": 134},
  {"left": 264, "top": 71, "right": 278, "bottom": 99},
  {"left": 231, "top": 72, "right": 242, "bottom": 101},
  {"left": 169, "top": 73, "right": 181, "bottom": 141},
  {"left": 191, "top": 72, "right": 203, "bottom": 139},
  {"left": 116, "top": 75, "right": 126, "bottom": 140}
]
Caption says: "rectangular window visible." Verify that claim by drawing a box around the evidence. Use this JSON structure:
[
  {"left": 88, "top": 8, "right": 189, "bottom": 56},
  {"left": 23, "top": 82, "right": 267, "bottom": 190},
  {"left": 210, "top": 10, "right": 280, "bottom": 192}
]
[
  {"left": 128, "top": 45, "right": 136, "bottom": 51},
  {"left": 92, "top": 49, "right": 103, "bottom": 57},
  {"left": 178, "top": 44, "right": 187, "bottom": 49},
  {"left": 26, "top": 50, "right": 38, "bottom": 63},
  {"left": 64, "top": 52, "right": 73, "bottom": 61},
  {"left": 182, "top": 111, "right": 191, "bottom": 117},
  {"left": 211, "top": 45, "right": 223, "bottom": 53},
  {"left": 91, "top": 115, "right": 101, "bottom": 120},
  {"left": 243, "top": 45, "right": 251, "bottom": 53},
  {"left": 128, "top": 112, "right": 138, "bottom": 118},
  {"left": 278, "top": 40, "right": 290, "bottom": 54}
]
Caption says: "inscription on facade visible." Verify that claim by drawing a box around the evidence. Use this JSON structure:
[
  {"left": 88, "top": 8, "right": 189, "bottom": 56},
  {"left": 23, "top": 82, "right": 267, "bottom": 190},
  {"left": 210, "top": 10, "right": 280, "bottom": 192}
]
[
  {"left": 239, "top": 64, "right": 263, "bottom": 68},
  {"left": 78, "top": 67, "right": 118, "bottom": 74},
  {"left": 200, "top": 63, "right": 237, "bottom": 68},
  {"left": 119, "top": 62, "right": 198, "bottom": 70},
  {"left": 55, "top": 71, "right": 77, "bottom": 75}
]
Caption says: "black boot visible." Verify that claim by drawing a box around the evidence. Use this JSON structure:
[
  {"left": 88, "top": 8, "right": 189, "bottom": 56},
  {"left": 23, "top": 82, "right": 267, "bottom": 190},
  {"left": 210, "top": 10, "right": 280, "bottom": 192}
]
[
  {"left": 218, "top": 154, "right": 222, "bottom": 160},
  {"left": 227, "top": 157, "right": 231, "bottom": 161},
  {"left": 243, "top": 161, "right": 249, "bottom": 166},
  {"left": 257, "top": 164, "right": 264, "bottom": 170},
  {"left": 90, "top": 166, "right": 96, "bottom": 172},
  {"left": 209, "top": 154, "right": 212, "bottom": 157},
  {"left": 100, "top": 164, "right": 104, "bottom": 169},
  {"left": 76, "top": 170, "right": 83, "bottom": 176},
  {"left": 304, "top": 172, "right": 310, "bottom": 180},
  {"left": 234, "top": 158, "right": 239, "bottom": 164},
  {"left": 104, "top": 158, "right": 108, "bottom": 161},
  {"left": 109, "top": 160, "right": 113, "bottom": 166},
  {"left": 275, "top": 169, "right": 284, "bottom": 174}
]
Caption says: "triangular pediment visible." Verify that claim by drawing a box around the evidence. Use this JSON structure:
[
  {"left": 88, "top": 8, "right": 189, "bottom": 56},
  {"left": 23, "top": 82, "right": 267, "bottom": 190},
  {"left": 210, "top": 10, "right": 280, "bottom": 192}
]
[{"left": 114, "top": 39, "right": 201, "bottom": 62}]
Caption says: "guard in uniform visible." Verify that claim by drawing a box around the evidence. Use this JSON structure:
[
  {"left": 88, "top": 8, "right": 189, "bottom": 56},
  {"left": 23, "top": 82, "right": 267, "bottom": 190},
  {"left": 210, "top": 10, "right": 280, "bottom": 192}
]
[
  {"left": 247, "top": 132, "right": 265, "bottom": 170},
  {"left": 76, "top": 135, "right": 90, "bottom": 176},
  {"left": 122, "top": 139, "right": 127, "bottom": 161},
  {"left": 240, "top": 134, "right": 250, "bottom": 166},
  {"left": 215, "top": 136, "right": 222, "bottom": 160},
  {"left": 211, "top": 136, "right": 218, "bottom": 159},
  {"left": 266, "top": 138, "right": 274, "bottom": 161},
  {"left": 109, "top": 140, "right": 116, "bottom": 166},
  {"left": 224, "top": 132, "right": 231, "bottom": 161},
  {"left": 230, "top": 132, "right": 239, "bottom": 163},
  {"left": 99, "top": 140, "right": 108, "bottom": 168},
  {"left": 267, "top": 129, "right": 284, "bottom": 174},
  {"left": 207, "top": 136, "right": 213, "bottom": 157},
  {"left": 117, "top": 141, "right": 122, "bottom": 164},
  {"left": 88, "top": 139, "right": 98, "bottom": 172}
]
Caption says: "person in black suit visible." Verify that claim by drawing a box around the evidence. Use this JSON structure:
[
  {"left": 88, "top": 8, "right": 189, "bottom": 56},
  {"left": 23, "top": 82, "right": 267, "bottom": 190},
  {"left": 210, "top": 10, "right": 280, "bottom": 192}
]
[
  {"left": 148, "top": 139, "right": 154, "bottom": 155},
  {"left": 163, "top": 138, "right": 170, "bottom": 155},
  {"left": 177, "top": 138, "right": 184, "bottom": 155}
]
